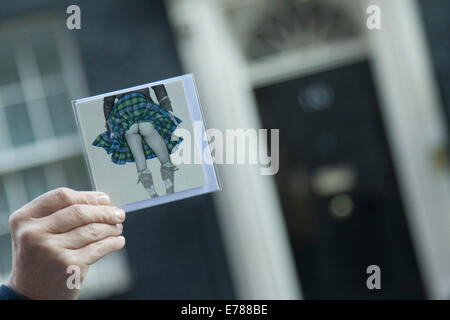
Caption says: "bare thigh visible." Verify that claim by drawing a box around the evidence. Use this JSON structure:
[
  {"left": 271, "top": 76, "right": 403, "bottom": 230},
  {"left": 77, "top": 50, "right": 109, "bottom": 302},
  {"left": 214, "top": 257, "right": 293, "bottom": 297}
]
[
  {"left": 138, "top": 122, "right": 170, "bottom": 164},
  {"left": 125, "top": 123, "right": 147, "bottom": 171}
]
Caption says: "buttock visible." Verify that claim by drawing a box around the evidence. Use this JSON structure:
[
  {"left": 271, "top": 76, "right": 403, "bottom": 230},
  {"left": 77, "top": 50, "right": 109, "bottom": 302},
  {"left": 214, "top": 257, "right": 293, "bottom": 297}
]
[{"left": 125, "top": 123, "right": 139, "bottom": 135}]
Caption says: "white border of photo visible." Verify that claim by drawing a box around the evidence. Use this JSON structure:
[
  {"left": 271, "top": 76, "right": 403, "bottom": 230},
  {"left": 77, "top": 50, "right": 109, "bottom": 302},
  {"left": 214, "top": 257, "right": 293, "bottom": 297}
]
[{"left": 72, "top": 74, "right": 221, "bottom": 212}]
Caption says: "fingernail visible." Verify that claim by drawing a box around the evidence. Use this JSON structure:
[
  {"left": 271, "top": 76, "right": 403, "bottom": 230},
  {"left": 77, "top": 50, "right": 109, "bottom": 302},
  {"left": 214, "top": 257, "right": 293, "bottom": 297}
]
[
  {"left": 116, "top": 223, "right": 123, "bottom": 231},
  {"left": 114, "top": 208, "right": 125, "bottom": 218},
  {"left": 97, "top": 194, "right": 110, "bottom": 205}
]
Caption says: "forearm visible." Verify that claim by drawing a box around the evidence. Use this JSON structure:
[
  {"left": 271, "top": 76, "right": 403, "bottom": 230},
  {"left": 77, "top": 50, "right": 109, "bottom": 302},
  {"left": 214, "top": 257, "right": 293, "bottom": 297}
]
[{"left": 152, "top": 84, "right": 173, "bottom": 112}]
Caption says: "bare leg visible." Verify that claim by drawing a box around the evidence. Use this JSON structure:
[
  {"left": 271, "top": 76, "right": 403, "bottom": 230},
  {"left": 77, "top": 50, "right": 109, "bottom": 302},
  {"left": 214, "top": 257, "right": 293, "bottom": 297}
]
[
  {"left": 138, "top": 122, "right": 170, "bottom": 164},
  {"left": 124, "top": 124, "right": 146, "bottom": 171},
  {"left": 138, "top": 122, "right": 177, "bottom": 194},
  {"left": 160, "top": 162, "right": 177, "bottom": 194},
  {"left": 124, "top": 124, "right": 158, "bottom": 198}
]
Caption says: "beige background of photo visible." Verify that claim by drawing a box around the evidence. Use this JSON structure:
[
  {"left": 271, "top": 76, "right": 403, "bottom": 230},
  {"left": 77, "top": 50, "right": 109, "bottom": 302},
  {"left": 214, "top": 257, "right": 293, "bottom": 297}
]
[{"left": 75, "top": 80, "right": 206, "bottom": 207}]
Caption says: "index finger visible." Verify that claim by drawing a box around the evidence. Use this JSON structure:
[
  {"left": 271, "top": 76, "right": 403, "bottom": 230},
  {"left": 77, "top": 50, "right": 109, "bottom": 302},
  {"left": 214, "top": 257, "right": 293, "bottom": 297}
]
[{"left": 18, "top": 188, "right": 110, "bottom": 219}]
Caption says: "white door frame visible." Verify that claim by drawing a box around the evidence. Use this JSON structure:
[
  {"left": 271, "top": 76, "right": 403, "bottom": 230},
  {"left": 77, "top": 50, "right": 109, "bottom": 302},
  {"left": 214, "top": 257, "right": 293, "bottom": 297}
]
[
  {"left": 167, "top": 0, "right": 302, "bottom": 299},
  {"left": 363, "top": 0, "right": 450, "bottom": 299},
  {"left": 167, "top": 0, "right": 450, "bottom": 299}
]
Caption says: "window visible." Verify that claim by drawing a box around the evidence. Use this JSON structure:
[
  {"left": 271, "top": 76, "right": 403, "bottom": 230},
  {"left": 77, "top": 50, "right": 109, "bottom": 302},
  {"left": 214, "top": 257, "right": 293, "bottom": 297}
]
[
  {"left": 0, "top": 17, "right": 131, "bottom": 298},
  {"left": 0, "top": 21, "right": 83, "bottom": 228}
]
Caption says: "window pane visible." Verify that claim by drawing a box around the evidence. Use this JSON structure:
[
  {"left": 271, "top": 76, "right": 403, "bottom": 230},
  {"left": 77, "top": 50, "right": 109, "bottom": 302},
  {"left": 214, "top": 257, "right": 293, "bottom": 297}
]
[
  {"left": 0, "top": 177, "right": 9, "bottom": 234},
  {"left": 0, "top": 178, "right": 9, "bottom": 214},
  {"left": 0, "top": 83, "right": 24, "bottom": 107},
  {"left": 42, "top": 162, "right": 66, "bottom": 190},
  {"left": 26, "top": 97, "right": 53, "bottom": 140},
  {"left": 47, "top": 93, "right": 76, "bottom": 136},
  {"left": 0, "top": 213, "right": 9, "bottom": 235},
  {"left": 4, "top": 103, "right": 34, "bottom": 146},
  {"left": 31, "top": 32, "right": 62, "bottom": 75},
  {"left": 22, "top": 166, "right": 48, "bottom": 201},
  {"left": 42, "top": 74, "right": 66, "bottom": 97},
  {"left": 0, "top": 109, "right": 10, "bottom": 149},
  {"left": 63, "top": 156, "right": 90, "bottom": 191},
  {"left": 0, "top": 235, "right": 12, "bottom": 276},
  {"left": 0, "top": 45, "right": 19, "bottom": 86}
]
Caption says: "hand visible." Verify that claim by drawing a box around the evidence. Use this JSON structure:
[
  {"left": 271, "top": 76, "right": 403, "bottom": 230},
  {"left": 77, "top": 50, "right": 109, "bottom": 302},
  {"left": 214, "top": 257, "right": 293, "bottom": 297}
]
[{"left": 6, "top": 188, "right": 126, "bottom": 300}]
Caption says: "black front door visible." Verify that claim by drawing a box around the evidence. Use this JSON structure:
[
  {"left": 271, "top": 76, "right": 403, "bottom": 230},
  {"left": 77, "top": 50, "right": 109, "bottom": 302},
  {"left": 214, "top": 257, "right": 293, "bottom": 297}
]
[{"left": 254, "top": 60, "right": 425, "bottom": 299}]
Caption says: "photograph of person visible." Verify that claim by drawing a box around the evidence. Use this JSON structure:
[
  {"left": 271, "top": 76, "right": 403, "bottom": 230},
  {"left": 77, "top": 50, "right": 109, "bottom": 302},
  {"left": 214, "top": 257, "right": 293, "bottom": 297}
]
[
  {"left": 92, "top": 85, "right": 182, "bottom": 198},
  {"left": 73, "top": 77, "right": 214, "bottom": 210}
]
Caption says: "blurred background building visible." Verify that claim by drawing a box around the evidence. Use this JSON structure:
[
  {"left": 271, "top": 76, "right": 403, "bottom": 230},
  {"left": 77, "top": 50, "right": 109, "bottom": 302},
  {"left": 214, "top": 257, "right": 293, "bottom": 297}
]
[{"left": 0, "top": 0, "right": 449, "bottom": 299}]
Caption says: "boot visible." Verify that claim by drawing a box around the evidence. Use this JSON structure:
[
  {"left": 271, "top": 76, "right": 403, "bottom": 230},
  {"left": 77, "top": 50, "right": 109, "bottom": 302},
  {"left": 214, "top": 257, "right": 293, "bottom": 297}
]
[
  {"left": 160, "top": 162, "right": 178, "bottom": 195},
  {"left": 137, "top": 168, "right": 158, "bottom": 198}
]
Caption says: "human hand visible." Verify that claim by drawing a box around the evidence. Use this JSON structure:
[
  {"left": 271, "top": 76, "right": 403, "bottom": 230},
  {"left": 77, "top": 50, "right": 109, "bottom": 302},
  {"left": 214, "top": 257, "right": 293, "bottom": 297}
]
[{"left": 6, "top": 188, "right": 126, "bottom": 300}]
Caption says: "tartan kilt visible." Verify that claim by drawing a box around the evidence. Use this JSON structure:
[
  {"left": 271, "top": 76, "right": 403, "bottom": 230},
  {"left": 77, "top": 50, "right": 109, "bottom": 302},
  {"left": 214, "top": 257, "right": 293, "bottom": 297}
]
[{"left": 92, "top": 92, "right": 183, "bottom": 164}]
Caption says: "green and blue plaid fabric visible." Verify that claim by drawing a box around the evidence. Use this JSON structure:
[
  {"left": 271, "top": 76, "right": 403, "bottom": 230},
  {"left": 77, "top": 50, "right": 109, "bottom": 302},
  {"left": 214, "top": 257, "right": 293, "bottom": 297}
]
[{"left": 92, "top": 92, "right": 183, "bottom": 164}]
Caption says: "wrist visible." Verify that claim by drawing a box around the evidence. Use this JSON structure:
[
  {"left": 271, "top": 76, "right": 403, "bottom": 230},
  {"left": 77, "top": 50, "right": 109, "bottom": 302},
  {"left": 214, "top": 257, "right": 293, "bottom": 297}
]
[
  {"left": 6, "top": 271, "right": 33, "bottom": 300},
  {"left": 4, "top": 274, "right": 29, "bottom": 300}
]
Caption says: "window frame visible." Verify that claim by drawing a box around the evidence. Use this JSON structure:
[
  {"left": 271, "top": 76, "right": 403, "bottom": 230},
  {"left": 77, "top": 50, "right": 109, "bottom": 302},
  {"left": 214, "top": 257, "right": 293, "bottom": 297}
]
[
  {"left": 0, "top": 14, "right": 132, "bottom": 299},
  {"left": 0, "top": 15, "right": 89, "bottom": 220}
]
